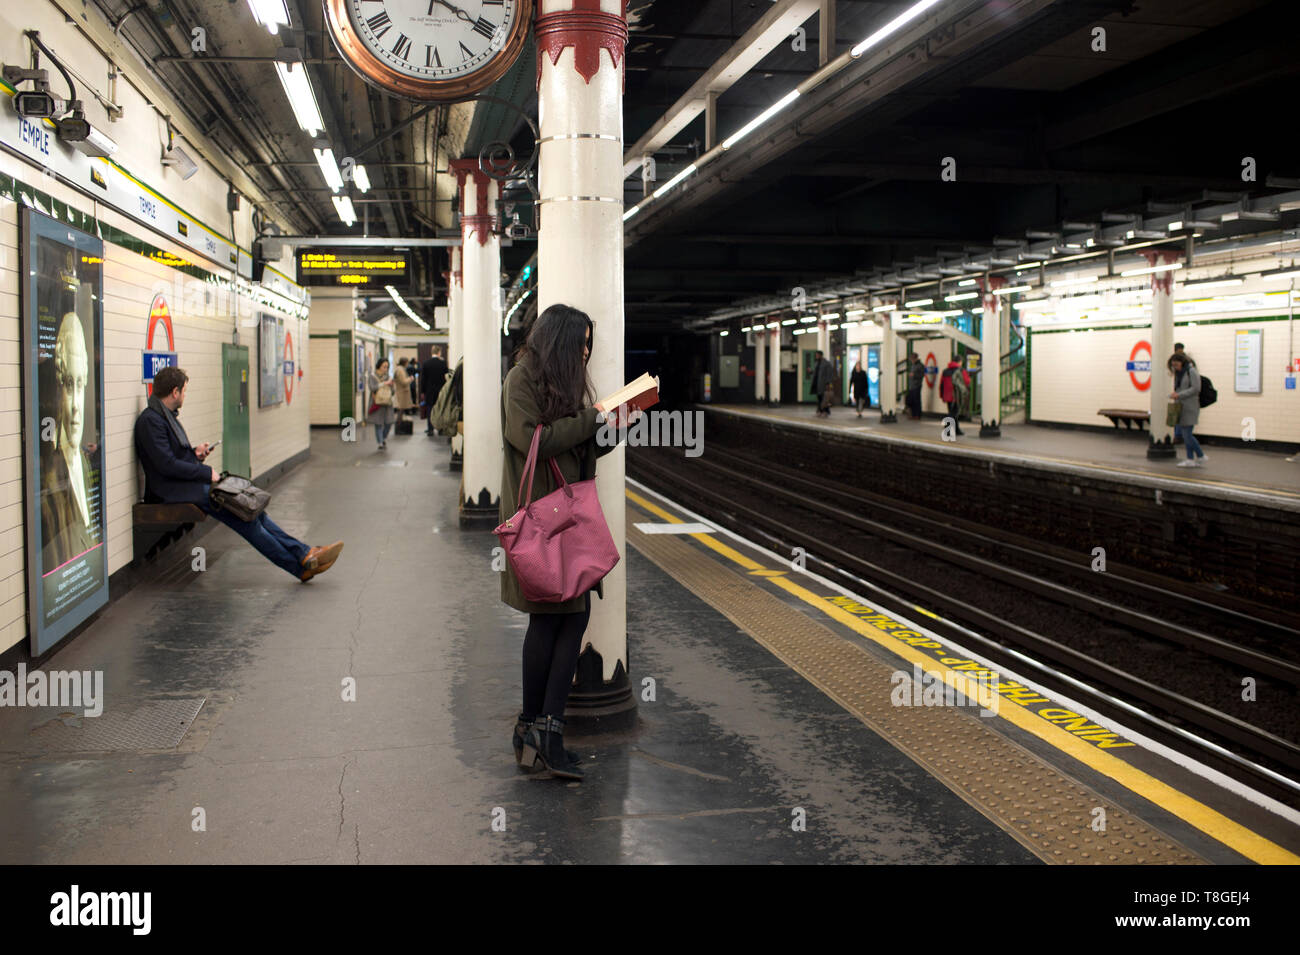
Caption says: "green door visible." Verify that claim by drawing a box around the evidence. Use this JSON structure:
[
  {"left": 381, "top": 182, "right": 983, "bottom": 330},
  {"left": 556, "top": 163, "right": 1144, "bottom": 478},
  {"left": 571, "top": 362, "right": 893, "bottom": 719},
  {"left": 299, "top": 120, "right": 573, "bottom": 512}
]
[
  {"left": 222, "top": 343, "right": 251, "bottom": 477},
  {"left": 338, "top": 330, "right": 354, "bottom": 422},
  {"left": 802, "top": 349, "right": 817, "bottom": 402}
]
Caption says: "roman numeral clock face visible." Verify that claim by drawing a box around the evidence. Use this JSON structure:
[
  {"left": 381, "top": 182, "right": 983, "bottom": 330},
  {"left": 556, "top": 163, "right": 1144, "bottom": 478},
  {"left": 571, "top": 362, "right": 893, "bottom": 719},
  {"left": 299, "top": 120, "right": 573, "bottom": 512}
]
[{"left": 324, "top": 0, "right": 531, "bottom": 100}]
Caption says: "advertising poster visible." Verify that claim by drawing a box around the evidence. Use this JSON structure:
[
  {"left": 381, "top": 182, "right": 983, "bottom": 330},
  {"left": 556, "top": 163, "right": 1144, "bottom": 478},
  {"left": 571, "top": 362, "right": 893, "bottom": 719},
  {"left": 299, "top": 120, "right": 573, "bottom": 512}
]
[
  {"left": 258, "top": 312, "right": 285, "bottom": 407},
  {"left": 21, "top": 208, "right": 110, "bottom": 655},
  {"left": 1234, "top": 328, "right": 1262, "bottom": 394}
]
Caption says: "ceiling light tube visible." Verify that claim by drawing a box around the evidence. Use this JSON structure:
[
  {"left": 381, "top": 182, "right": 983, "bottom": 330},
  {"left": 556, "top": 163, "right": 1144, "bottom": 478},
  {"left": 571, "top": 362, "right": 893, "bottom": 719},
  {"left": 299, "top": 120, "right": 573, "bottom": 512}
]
[
  {"left": 275, "top": 58, "right": 323, "bottom": 136},
  {"left": 332, "top": 194, "right": 356, "bottom": 226},
  {"left": 248, "top": 0, "right": 291, "bottom": 34},
  {"left": 622, "top": 204, "right": 641, "bottom": 222},
  {"left": 903, "top": 298, "right": 932, "bottom": 307},
  {"left": 845, "top": 309, "right": 866, "bottom": 317},
  {"left": 721, "top": 89, "right": 800, "bottom": 151},
  {"left": 1182, "top": 277, "right": 1243, "bottom": 290},
  {"left": 799, "top": 315, "right": 817, "bottom": 323},
  {"left": 851, "top": 0, "right": 945, "bottom": 57},
  {"left": 353, "top": 164, "right": 370, "bottom": 193},
  {"left": 872, "top": 303, "right": 895, "bottom": 312},
  {"left": 315, "top": 147, "right": 344, "bottom": 193},
  {"left": 1120, "top": 262, "right": 1183, "bottom": 277},
  {"left": 992, "top": 284, "right": 1031, "bottom": 295},
  {"left": 781, "top": 318, "right": 797, "bottom": 325},
  {"left": 386, "top": 284, "right": 429, "bottom": 330},
  {"left": 957, "top": 278, "right": 977, "bottom": 287},
  {"left": 944, "top": 291, "right": 979, "bottom": 302},
  {"left": 652, "top": 163, "right": 698, "bottom": 199}
]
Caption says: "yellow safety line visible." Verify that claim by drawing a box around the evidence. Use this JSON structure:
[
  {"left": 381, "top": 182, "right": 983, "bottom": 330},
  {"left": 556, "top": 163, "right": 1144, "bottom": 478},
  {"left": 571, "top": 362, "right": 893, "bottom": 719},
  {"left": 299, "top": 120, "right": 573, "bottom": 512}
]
[
  {"left": 625, "top": 486, "right": 1300, "bottom": 865},
  {"left": 711, "top": 407, "right": 1300, "bottom": 501}
]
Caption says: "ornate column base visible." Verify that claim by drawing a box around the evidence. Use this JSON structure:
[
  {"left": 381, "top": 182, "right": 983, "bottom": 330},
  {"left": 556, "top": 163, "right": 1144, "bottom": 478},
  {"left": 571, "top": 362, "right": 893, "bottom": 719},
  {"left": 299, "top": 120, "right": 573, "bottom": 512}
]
[
  {"left": 1147, "top": 435, "right": 1177, "bottom": 459},
  {"left": 565, "top": 644, "right": 637, "bottom": 732},
  {"left": 459, "top": 487, "right": 499, "bottom": 527},
  {"left": 449, "top": 449, "right": 463, "bottom": 472},
  {"left": 879, "top": 411, "right": 898, "bottom": 424},
  {"left": 979, "top": 421, "right": 1001, "bottom": 438}
]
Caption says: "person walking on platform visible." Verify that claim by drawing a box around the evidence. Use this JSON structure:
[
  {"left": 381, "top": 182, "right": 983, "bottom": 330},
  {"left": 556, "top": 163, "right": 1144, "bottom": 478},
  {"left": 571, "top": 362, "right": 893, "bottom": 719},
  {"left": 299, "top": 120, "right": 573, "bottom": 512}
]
[
  {"left": 939, "top": 356, "right": 969, "bottom": 436},
  {"left": 501, "top": 304, "right": 621, "bottom": 782},
  {"left": 368, "top": 358, "right": 395, "bottom": 449},
  {"left": 393, "top": 358, "right": 416, "bottom": 421},
  {"left": 906, "top": 355, "right": 926, "bottom": 419},
  {"left": 1169, "top": 353, "right": 1207, "bottom": 468},
  {"left": 134, "top": 367, "right": 343, "bottom": 582},
  {"left": 421, "top": 347, "right": 448, "bottom": 435},
  {"left": 850, "top": 359, "right": 870, "bottom": 417},
  {"left": 811, "top": 350, "right": 835, "bottom": 417}
]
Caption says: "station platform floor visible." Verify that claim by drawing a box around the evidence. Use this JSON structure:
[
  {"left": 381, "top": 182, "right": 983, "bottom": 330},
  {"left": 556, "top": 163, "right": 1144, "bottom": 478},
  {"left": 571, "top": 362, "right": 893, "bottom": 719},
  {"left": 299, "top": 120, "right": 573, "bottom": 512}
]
[
  {"left": 1, "top": 428, "right": 1297, "bottom": 864},
  {"left": 706, "top": 404, "right": 1299, "bottom": 506}
]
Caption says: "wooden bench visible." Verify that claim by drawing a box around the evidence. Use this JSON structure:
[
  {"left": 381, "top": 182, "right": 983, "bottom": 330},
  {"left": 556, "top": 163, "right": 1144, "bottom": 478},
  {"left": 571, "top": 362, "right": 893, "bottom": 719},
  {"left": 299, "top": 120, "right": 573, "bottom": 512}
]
[
  {"left": 132, "top": 502, "right": 207, "bottom": 561},
  {"left": 1098, "top": 409, "right": 1150, "bottom": 431}
]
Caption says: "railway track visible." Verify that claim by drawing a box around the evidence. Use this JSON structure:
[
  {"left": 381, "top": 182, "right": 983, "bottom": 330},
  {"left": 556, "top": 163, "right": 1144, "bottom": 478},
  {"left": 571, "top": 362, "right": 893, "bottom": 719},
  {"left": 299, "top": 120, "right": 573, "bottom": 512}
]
[{"left": 629, "top": 446, "right": 1300, "bottom": 805}]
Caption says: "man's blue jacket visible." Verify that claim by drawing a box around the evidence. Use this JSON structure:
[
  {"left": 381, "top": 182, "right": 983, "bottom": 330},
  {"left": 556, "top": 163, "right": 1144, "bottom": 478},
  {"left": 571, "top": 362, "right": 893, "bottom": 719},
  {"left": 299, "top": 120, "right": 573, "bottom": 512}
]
[{"left": 133, "top": 404, "right": 210, "bottom": 505}]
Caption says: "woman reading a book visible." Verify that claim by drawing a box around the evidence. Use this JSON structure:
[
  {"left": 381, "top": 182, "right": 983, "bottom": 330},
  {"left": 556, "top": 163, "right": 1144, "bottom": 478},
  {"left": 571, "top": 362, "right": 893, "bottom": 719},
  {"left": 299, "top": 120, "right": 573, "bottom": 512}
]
[{"left": 500, "top": 304, "right": 619, "bottom": 781}]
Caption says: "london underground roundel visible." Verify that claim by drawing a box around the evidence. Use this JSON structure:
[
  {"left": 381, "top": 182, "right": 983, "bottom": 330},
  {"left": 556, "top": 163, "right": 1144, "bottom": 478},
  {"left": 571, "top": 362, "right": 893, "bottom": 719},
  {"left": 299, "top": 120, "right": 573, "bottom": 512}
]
[{"left": 1127, "top": 340, "right": 1152, "bottom": 392}]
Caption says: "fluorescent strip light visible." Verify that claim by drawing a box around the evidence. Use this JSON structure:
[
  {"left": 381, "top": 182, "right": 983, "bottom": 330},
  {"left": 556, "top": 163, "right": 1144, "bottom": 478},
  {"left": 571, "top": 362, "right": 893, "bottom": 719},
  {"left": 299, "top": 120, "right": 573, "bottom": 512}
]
[
  {"left": 851, "top": 0, "right": 945, "bottom": 57},
  {"left": 622, "top": 204, "right": 641, "bottom": 222},
  {"left": 766, "top": 322, "right": 779, "bottom": 328},
  {"left": 825, "top": 324, "right": 840, "bottom": 331},
  {"left": 315, "top": 147, "right": 344, "bottom": 193},
  {"left": 652, "top": 164, "right": 698, "bottom": 199},
  {"left": 719, "top": 330, "right": 729, "bottom": 337},
  {"left": 781, "top": 318, "right": 797, "bottom": 326},
  {"left": 944, "top": 291, "right": 979, "bottom": 302},
  {"left": 353, "top": 164, "right": 370, "bottom": 193},
  {"left": 821, "top": 312, "right": 840, "bottom": 320},
  {"left": 845, "top": 309, "right": 866, "bottom": 317},
  {"left": 904, "top": 298, "right": 933, "bottom": 307},
  {"left": 1120, "top": 262, "right": 1183, "bottom": 277},
  {"left": 1050, "top": 276, "right": 1098, "bottom": 289},
  {"left": 332, "top": 195, "right": 356, "bottom": 226},
  {"left": 1261, "top": 267, "right": 1300, "bottom": 281},
  {"left": 992, "top": 284, "right": 1031, "bottom": 295},
  {"left": 386, "top": 284, "right": 429, "bottom": 330},
  {"left": 799, "top": 315, "right": 818, "bottom": 323},
  {"left": 793, "top": 328, "right": 807, "bottom": 335},
  {"left": 957, "top": 278, "right": 976, "bottom": 287},
  {"left": 872, "top": 303, "right": 895, "bottom": 312},
  {"left": 722, "top": 89, "right": 800, "bottom": 150},
  {"left": 275, "top": 60, "right": 323, "bottom": 136},
  {"left": 1012, "top": 300, "right": 1052, "bottom": 310},
  {"left": 247, "top": 0, "right": 290, "bottom": 34}
]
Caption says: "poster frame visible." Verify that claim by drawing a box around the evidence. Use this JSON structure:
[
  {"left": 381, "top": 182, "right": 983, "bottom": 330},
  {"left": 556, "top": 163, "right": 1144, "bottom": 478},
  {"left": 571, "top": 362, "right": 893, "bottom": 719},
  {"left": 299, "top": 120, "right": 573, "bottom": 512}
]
[{"left": 19, "top": 206, "right": 110, "bottom": 655}]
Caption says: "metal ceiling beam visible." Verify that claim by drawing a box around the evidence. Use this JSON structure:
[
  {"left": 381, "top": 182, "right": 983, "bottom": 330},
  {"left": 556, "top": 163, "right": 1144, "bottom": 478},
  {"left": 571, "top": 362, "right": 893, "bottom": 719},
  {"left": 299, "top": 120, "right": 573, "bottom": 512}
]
[{"left": 622, "top": 0, "right": 821, "bottom": 179}]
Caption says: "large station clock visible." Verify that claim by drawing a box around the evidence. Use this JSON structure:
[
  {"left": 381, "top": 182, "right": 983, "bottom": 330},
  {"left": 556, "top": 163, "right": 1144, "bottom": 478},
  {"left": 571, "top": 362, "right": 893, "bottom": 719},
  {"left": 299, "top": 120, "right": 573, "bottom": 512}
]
[{"left": 323, "top": 0, "right": 532, "bottom": 101}]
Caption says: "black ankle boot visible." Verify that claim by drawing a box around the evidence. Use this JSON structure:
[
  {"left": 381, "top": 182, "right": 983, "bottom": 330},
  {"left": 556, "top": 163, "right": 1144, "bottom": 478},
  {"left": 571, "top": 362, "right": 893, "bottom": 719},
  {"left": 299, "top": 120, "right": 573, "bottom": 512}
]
[
  {"left": 526, "top": 716, "right": 583, "bottom": 781},
  {"left": 514, "top": 714, "right": 580, "bottom": 768}
]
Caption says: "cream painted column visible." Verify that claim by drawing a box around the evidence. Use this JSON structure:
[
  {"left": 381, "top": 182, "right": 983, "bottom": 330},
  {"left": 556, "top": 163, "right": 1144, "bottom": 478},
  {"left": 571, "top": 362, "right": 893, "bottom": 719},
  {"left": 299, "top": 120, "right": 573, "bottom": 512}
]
[
  {"left": 451, "top": 159, "right": 503, "bottom": 521},
  {"left": 754, "top": 326, "right": 767, "bottom": 402},
  {"left": 979, "top": 275, "right": 1004, "bottom": 438},
  {"left": 448, "top": 246, "right": 464, "bottom": 469},
  {"left": 1146, "top": 249, "right": 1180, "bottom": 459},
  {"left": 879, "top": 314, "right": 898, "bottom": 423},
  {"left": 536, "top": 0, "right": 634, "bottom": 727},
  {"left": 817, "top": 316, "right": 830, "bottom": 354},
  {"left": 768, "top": 327, "right": 781, "bottom": 404}
]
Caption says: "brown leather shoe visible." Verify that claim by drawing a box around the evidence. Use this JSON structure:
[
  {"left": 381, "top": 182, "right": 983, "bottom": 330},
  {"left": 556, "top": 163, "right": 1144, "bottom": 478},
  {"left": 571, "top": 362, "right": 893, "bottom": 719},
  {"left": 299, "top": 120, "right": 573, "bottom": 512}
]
[{"left": 300, "top": 541, "right": 344, "bottom": 582}]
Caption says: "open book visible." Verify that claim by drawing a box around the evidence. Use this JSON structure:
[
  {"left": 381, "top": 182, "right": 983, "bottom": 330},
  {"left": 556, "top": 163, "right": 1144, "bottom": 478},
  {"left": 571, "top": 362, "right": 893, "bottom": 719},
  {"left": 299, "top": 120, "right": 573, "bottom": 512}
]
[{"left": 597, "top": 373, "right": 659, "bottom": 430}]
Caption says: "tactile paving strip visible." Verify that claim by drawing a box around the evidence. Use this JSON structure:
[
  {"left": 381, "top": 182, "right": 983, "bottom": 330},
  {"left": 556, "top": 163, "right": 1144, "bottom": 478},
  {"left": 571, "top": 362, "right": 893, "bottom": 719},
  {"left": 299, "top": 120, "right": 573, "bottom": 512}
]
[
  {"left": 630, "top": 524, "right": 1203, "bottom": 865},
  {"left": 29, "top": 698, "right": 206, "bottom": 753}
]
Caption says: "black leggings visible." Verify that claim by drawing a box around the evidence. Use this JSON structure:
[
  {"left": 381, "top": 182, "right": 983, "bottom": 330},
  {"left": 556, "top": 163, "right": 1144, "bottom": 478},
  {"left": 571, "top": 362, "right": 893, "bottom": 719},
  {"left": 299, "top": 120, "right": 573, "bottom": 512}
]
[{"left": 521, "top": 593, "right": 592, "bottom": 719}]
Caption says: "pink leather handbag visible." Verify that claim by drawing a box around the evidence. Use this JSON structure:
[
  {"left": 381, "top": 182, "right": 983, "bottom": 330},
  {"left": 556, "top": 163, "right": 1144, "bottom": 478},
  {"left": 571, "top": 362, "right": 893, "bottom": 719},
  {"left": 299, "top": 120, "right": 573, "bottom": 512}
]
[{"left": 494, "top": 423, "right": 620, "bottom": 603}]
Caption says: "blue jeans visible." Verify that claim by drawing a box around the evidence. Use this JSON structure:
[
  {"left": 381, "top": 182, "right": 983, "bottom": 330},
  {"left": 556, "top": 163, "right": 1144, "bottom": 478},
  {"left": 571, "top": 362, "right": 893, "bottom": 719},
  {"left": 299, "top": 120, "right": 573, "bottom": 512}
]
[
  {"left": 1175, "top": 424, "right": 1204, "bottom": 459},
  {"left": 373, "top": 422, "right": 392, "bottom": 444},
  {"left": 199, "top": 501, "right": 310, "bottom": 578}
]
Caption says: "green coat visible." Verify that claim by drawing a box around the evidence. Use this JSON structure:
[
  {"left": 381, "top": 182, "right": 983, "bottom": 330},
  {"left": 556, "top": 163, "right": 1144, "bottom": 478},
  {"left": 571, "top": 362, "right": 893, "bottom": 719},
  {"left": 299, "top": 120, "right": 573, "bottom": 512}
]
[{"left": 499, "top": 358, "right": 615, "bottom": 614}]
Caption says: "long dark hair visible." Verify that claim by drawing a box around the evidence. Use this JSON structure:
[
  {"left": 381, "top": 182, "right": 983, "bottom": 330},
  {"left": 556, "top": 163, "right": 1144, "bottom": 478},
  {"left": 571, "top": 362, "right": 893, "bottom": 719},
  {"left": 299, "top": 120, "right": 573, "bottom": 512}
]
[{"left": 516, "top": 304, "right": 594, "bottom": 423}]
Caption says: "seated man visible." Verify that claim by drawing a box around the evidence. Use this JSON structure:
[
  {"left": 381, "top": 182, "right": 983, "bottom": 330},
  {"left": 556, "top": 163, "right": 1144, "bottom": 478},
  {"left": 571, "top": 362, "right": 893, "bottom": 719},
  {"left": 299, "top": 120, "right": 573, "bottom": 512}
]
[{"left": 134, "top": 366, "right": 342, "bottom": 582}]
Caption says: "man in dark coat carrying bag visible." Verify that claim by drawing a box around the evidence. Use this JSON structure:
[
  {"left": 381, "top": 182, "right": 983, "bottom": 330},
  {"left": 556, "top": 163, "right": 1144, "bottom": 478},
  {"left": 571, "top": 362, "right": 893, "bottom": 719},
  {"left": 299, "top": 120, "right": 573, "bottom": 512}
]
[{"left": 134, "top": 366, "right": 343, "bottom": 582}]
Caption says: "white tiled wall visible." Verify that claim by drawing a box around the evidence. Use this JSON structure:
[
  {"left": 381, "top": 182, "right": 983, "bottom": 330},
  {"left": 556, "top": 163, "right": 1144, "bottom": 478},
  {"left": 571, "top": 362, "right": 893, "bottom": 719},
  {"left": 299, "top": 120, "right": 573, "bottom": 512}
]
[
  {"left": 0, "top": 187, "right": 310, "bottom": 655},
  {"left": 1029, "top": 321, "right": 1300, "bottom": 442}
]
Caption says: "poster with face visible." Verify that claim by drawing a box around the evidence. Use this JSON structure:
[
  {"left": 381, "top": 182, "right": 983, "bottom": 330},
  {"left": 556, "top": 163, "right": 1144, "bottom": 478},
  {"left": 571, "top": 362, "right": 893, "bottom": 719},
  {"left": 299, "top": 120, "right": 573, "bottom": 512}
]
[{"left": 21, "top": 208, "right": 109, "bottom": 655}]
